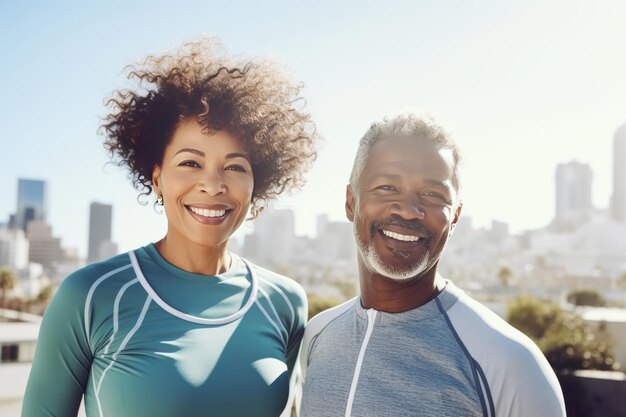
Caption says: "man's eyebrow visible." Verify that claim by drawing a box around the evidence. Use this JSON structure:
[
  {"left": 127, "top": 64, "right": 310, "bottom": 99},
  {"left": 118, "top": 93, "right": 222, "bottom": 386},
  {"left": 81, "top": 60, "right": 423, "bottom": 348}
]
[
  {"left": 369, "top": 173, "right": 401, "bottom": 182},
  {"left": 370, "top": 174, "right": 453, "bottom": 192},
  {"left": 174, "top": 148, "right": 205, "bottom": 157},
  {"left": 424, "top": 179, "right": 453, "bottom": 190}
]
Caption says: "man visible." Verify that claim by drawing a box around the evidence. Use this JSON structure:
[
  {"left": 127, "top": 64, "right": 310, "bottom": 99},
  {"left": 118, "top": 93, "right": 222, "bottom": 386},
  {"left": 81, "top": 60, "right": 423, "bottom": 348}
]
[{"left": 299, "top": 112, "right": 566, "bottom": 417}]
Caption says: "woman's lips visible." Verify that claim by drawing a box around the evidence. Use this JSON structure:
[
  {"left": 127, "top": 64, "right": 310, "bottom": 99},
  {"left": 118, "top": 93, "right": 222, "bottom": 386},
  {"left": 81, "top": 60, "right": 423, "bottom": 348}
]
[{"left": 186, "top": 205, "right": 232, "bottom": 225}]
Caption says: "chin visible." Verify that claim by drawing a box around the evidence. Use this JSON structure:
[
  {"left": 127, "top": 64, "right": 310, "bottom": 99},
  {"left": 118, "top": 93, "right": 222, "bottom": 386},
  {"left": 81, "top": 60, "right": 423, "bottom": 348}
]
[{"left": 359, "top": 241, "right": 431, "bottom": 282}]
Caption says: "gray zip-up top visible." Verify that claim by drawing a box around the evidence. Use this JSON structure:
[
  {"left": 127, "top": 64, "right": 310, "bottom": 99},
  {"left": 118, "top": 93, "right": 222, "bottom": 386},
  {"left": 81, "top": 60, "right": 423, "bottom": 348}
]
[{"left": 299, "top": 281, "right": 565, "bottom": 417}]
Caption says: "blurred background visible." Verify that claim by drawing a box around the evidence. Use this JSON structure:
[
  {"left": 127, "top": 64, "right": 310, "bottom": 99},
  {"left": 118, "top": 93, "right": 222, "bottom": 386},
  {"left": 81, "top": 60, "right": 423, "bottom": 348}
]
[{"left": 1, "top": 1, "right": 626, "bottom": 415}]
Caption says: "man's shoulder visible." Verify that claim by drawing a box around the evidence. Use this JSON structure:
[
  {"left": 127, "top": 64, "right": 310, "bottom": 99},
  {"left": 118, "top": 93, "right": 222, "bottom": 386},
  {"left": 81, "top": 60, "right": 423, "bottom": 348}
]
[
  {"left": 446, "top": 286, "right": 543, "bottom": 358},
  {"left": 444, "top": 284, "right": 565, "bottom": 415},
  {"left": 305, "top": 296, "right": 358, "bottom": 339},
  {"left": 299, "top": 297, "right": 358, "bottom": 377},
  {"left": 448, "top": 285, "right": 566, "bottom": 414}
]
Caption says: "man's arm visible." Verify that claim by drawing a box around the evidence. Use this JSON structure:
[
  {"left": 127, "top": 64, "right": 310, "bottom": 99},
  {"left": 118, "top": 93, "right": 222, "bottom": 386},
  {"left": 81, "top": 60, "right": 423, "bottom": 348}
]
[{"left": 446, "top": 294, "right": 566, "bottom": 417}]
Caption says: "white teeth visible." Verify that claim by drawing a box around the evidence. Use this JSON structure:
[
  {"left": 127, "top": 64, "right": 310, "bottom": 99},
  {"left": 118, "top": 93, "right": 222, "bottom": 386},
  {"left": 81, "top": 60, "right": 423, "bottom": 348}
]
[
  {"left": 189, "top": 207, "right": 227, "bottom": 218},
  {"left": 382, "top": 229, "right": 420, "bottom": 242}
]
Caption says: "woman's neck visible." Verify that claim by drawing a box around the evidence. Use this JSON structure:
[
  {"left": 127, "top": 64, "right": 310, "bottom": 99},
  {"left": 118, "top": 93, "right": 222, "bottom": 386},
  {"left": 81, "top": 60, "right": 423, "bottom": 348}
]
[{"left": 154, "top": 235, "right": 231, "bottom": 276}]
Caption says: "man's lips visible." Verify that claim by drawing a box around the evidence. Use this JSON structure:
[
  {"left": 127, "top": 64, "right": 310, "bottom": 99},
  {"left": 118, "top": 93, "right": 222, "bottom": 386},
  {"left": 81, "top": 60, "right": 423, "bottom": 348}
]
[
  {"left": 377, "top": 228, "right": 427, "bottom": 251},
  {"left": 371, "top": 216, "right": 431, "bottom": 252}
]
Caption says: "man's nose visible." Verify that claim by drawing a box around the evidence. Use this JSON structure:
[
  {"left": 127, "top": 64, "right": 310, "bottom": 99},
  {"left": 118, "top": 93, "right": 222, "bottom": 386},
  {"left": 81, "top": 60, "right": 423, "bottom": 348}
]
[{"left": 389, "top": 195, "right": 425, "bottom": 220}]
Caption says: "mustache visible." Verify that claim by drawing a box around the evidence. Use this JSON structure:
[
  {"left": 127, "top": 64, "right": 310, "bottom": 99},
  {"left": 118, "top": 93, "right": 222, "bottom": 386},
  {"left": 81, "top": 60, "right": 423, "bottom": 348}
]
[{"left": 370, "top": 215, "right": 432, "bottom": 238}]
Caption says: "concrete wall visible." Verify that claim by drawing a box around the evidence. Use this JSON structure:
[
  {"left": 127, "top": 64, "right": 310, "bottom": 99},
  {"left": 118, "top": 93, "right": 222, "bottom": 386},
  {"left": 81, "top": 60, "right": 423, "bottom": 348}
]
[{"left": 559, "top": 370, "right": 626, "bottom": 417}]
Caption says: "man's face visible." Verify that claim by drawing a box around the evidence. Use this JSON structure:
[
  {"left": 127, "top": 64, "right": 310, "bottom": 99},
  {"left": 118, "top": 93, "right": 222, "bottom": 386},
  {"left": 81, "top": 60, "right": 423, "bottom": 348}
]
[{"left": 346, "top": 136, "right": 462, "bottom": 281}]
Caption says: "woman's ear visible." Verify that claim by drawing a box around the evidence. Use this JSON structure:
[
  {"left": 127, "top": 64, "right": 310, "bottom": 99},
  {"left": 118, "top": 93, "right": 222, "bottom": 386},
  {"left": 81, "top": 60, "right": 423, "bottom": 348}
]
[{"left": 152, "top": 165, "right": 162, "bottom": 195}]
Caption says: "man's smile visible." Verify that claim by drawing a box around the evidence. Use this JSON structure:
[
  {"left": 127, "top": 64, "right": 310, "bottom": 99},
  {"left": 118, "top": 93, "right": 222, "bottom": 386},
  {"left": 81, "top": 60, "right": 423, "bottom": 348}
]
[
  {"left": 381, "top": 229, "right": 421, "bottom": 242},
  {"left": 377, "top": 228, "right": 427, "bottom": 252}
]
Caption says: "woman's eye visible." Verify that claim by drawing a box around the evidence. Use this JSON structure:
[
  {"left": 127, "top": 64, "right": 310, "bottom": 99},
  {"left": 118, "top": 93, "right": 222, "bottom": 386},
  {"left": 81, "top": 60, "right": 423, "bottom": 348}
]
[
  {"left": 179, "top": 160, "right": 200, "bottom": 168},
  {"left": 225, "top": 164, "right": 247, "bottom": 173}
]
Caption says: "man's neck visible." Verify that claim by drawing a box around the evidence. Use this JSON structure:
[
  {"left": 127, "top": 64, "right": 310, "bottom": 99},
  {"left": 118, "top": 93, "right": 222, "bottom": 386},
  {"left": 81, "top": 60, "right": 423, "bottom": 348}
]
[{"left": 359, "top": 264, "right": 443, "bottom": 313}]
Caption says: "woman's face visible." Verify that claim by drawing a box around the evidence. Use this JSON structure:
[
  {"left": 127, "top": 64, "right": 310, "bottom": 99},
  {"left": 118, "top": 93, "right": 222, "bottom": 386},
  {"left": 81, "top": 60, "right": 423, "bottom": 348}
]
[{"left": 152, "top": 118, "right": 254, "bottom": 248}]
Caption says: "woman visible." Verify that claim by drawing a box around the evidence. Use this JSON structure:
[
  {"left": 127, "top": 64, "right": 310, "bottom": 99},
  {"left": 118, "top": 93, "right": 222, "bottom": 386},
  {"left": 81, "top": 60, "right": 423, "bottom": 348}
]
[{"left": 22, "top": 38, "right": 318, "bottom": 417}]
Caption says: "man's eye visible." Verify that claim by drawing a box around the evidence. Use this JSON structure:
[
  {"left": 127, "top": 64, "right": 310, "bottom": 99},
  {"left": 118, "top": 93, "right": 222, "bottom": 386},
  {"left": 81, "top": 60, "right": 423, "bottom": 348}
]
[
  {"left": 179, "top": 160, "right": 200, "bottom": 168},
  {"left": 375, "top": 185, "right": 397, "bottom": 192},
  {"left": 225, "top": 164, "right": 247, "bottom": 173},
  {"left": 422, "top": 191, "right": 449, "bottom": 204}
]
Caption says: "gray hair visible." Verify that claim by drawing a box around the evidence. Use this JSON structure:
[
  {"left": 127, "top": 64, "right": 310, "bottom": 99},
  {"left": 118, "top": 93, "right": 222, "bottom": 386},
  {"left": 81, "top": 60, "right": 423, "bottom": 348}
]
[{"left": 348, "top": 111, "right": 463, "bottom": 197}]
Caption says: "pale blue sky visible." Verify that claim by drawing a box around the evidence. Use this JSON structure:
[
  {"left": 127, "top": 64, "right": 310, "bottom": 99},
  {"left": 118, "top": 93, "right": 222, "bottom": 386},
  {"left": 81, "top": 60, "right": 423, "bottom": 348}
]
[{"left": 1, "top": 1, "right": 625, "bottom": 257}]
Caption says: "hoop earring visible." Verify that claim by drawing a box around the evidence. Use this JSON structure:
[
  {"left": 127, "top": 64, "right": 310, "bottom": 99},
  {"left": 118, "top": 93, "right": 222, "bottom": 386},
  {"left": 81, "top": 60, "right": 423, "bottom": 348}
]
[{"left": 157, "top": 195, "right": 164, "bottom": 206}]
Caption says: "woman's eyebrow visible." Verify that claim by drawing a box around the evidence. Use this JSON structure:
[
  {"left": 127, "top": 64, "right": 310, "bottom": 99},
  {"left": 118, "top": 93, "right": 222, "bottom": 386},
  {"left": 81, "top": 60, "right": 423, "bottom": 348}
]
[
  {"left": 225, "top": 152, "right": 249, "bottom": 161},
  {"left": 174, "top": 148, "right": 205, "bottom": 157}
]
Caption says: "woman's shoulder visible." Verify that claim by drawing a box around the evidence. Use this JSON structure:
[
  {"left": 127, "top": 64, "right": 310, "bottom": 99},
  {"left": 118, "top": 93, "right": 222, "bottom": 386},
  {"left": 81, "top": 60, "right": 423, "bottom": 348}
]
[
  {"left": 59, "top": 252, "right": 135, "bottom": 295},
  {"left": 236, "top": 255, "right": 307, "bottom": 307}
]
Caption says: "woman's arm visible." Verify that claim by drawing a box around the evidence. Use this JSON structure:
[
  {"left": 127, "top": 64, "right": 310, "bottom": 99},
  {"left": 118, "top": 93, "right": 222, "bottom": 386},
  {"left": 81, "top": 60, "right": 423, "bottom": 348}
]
[
  {"left": 21, "top": 273, "right": 93, "bottom": 417},
  {"left": 280, "top": 281, "right": 308, "bottom": 417}
]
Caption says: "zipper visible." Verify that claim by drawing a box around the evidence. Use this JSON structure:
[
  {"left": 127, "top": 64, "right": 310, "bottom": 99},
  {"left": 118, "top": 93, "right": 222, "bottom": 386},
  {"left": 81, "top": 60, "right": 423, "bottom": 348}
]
[{"left": 345, "top": 308, "right": 377, "bottom": 417}]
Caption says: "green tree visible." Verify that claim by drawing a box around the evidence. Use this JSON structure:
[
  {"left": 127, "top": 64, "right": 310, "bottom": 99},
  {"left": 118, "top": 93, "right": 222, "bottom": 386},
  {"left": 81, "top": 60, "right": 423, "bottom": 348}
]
[
  {"left": 0, "top": 268, "right": 17, "bottom": 307},
  {"left": 507, "top": 295, "right": 617, "bottom": 371},
  {"left": 331, "top": 280, "right": 358, "bottom": 299},
  {"left": 497, "top": 266, "right": 513, "bottom": 289},
  {"left": 0, "top": 268, "right": 17, "bottom": 308},
  {"left": 566, "top": 288, "right": 606, "bottom": 307},
  {"left": 307, "top": 294, "right": 342, "bottom": 319},
  {"left": 36, "top": 285, "right": 54, "bottom": 305}
]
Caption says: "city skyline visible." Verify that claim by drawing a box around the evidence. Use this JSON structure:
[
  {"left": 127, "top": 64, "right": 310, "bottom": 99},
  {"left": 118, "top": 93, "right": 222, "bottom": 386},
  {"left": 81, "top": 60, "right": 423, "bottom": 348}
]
[
  {"left": 3, "top": 126, "right": 626, "bottom": 259},
  {"left": 2, "top": 1, "right": 626, "bottom": 257},
  {"left": 611, "top": 123, "right": 626, "bottom": 222}
]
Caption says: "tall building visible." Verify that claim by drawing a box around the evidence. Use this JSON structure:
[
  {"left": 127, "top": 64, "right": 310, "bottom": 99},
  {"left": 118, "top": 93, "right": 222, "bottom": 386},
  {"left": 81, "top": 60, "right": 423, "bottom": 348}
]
[
  {"left": 88, "top": 202, "right": 114, "bottom": 263},
  {"left": 250, "top": 208, "right": 295, "bottom": 265},
  {"left": 15, "top": 179, "right": 46, "bottom": 231},
  {"left": 611, "top": 123, "right": 626, "bottom": 222},
  {"left": 554, "top": 161, "right": 592, "bottom": 226},
  {"left": 316, "top": 215, "right": 356, "bottom": 264},
  {"left": 26, "top": 220, "right": 65, "bottom": 272},
  {"left": 0, "top": 227, "right": 29, "bottom": 270}
]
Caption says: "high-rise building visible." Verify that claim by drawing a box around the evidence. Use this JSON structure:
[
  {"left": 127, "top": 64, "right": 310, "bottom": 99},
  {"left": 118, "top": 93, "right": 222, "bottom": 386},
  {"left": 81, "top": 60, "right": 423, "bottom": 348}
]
[
  {"left": 250, "top": 208, "right": 295, "bottom": 265},
  {"left": 16, "top": 179, "right": 46, "bottom": 231},
  {"left": 554, "top": 161, "right": 593, "bottom": 225},
  {"left": 316, "top": 215, "right": 356, "bottom": 264},
  {"left": 88, "top": 202, "right": 114, "bottom": 263},
  {"left": 611, "top": 123, "right": 626, "bottom": 222},
  {"left": 0, "top": 227, "right": 29, "bottom": 270},
  {"left": 26, "top": 220, "right": 65, "bottom": 272}
]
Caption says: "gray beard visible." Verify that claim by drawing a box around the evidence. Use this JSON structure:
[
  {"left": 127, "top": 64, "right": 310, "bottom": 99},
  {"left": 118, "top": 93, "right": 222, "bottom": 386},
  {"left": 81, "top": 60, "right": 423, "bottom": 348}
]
[{"left": 353, "top": 223, "right": 430, "bottom": 282}]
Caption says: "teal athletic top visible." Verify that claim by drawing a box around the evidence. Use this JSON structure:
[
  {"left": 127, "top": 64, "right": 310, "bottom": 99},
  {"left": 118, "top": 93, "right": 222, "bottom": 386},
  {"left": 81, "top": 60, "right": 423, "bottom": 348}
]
[{"left": 22, "top": 244, "right": 307, "bottom": 417}]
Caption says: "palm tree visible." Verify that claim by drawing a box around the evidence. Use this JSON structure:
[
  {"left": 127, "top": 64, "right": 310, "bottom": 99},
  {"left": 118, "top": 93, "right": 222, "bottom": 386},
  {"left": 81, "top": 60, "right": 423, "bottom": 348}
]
[
  {"left": 0, "top": 268, "right": 17, "bottom": 308},
  {"left": 497, "top": 266, "right": 513, "bottom": 289},
  {"left": 35, "top": 285, "right": 54, "bottom": 312}
]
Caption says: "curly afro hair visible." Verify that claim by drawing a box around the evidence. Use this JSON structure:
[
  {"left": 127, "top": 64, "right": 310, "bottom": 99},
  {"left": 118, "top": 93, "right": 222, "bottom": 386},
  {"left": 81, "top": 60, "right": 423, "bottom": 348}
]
[{"left": 101, "top": 38, "right": 318, "bottom": 216}]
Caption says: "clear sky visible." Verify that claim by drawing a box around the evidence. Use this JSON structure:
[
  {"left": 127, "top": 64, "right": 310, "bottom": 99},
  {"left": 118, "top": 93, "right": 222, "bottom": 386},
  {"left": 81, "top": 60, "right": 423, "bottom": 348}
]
[{"left": 1, "top": 0, "right": 625, "bottom": 257}]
